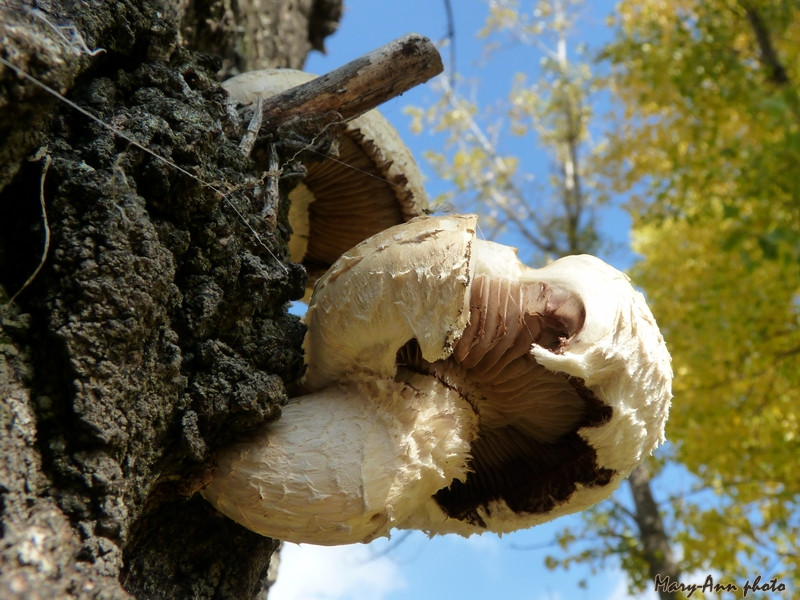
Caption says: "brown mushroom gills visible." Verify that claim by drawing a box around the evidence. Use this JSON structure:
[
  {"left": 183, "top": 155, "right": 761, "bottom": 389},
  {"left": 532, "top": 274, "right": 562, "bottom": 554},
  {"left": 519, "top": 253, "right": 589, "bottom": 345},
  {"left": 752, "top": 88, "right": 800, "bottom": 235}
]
[
  {"left": 397, "top": 273, "right": 614, "bottom": 528},
  {"left": 298, "top": 134, "right": 412, "bottom": 278}
]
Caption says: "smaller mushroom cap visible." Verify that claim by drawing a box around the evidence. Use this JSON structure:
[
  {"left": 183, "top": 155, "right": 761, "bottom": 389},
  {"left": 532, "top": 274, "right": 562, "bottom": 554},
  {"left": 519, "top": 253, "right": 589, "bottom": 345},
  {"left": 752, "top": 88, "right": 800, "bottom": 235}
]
[
  {"left": 222, "top": 69, "right": 430, "bottom": 291},
  {"left": 300, "top": 213, "right": 478, "bottom": 392}
]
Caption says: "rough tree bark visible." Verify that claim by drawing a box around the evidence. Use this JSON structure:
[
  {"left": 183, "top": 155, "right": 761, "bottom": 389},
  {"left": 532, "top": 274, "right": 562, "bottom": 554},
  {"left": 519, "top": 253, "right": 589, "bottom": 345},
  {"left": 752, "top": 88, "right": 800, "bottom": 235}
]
[
  {"left": 179, "top": 0, "right": 342, "bottom": 77},
  {"left": 0, "top": 0, "right": 341, "bottom": 598}
]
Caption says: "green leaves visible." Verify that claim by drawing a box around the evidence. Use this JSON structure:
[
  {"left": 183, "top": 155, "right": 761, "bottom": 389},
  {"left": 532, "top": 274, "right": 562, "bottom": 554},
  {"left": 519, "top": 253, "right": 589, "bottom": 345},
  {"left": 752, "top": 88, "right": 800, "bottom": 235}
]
[{"left": 605, "top": 0, "right": 800, "bottom": 590}]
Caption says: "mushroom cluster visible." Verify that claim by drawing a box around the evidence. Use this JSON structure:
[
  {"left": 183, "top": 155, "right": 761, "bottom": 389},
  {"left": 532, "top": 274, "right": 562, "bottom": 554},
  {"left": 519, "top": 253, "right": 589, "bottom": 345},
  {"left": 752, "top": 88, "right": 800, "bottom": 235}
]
[{"left": 202, "top": 214, "right": 672, "bottom": 545}]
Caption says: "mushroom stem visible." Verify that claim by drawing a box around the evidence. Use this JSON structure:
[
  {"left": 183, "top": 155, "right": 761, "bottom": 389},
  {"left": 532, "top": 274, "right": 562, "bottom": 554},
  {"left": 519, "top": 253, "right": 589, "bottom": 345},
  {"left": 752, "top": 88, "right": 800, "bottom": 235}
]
[{"left": 201, "top": 372, "right": 478, "bottom": 546}]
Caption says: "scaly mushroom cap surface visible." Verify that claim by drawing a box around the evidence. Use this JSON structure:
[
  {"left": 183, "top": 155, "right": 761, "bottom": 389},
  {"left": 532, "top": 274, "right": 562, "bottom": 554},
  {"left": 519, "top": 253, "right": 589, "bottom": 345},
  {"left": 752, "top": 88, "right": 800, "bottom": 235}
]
[
  {"left": 202, "top": 215, "right": 671, "bottom": 544},
  {"left": 222, "top": 69, "right": 429, "bottom": 288}
]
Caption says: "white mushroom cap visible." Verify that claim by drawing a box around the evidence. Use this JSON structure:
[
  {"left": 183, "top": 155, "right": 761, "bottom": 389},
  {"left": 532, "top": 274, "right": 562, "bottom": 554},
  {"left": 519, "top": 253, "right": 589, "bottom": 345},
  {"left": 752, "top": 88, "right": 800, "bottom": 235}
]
[
  {"left": 222, "top": 69, "right": 429, "bottom": 289},
  {"left": 202, "top": 215, "right": 672, "bottom": 544},
  {"left": 300, "top": 214, "right": 477, "bottom": 391},
  {"left": 401, "top": 245, "right": 672, "bottom": 535}
]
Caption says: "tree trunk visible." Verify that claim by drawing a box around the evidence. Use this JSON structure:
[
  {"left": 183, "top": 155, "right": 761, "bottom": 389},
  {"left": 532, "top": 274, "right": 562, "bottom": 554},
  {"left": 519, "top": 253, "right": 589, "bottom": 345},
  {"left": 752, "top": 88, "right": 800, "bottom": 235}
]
[
  {"left": 628, "top": 464, "right": 681, "bottom": 600},
  {"left": 0, "top": 1, "right": 340, "bottom": 598},
  {"left": 178, "top": 0, "right": 343, "bottom": 77}
]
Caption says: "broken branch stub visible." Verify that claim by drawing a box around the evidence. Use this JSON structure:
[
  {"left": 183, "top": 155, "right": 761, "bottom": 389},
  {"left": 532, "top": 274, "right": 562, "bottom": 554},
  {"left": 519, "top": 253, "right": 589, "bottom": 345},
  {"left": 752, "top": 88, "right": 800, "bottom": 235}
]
[{"left": 257, "top": 33, "right": 443, "bottom": 135}]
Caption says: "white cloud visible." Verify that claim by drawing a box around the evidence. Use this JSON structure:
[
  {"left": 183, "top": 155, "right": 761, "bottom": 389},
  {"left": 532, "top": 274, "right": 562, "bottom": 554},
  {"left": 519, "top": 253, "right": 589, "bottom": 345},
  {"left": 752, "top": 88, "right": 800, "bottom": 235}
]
[
  {"left": 269, "top": 542, "right": 406, "bottom": 600},
  {"left": 605, "top": 572, "right": 658, "bottom": 600}
]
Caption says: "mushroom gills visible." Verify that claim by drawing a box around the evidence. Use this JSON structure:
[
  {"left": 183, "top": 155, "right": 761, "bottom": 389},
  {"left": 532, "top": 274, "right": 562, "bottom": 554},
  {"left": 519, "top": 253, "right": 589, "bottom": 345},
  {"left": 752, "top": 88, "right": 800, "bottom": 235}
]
[
  {"left": 298, "top": 135, "right": 406, "bottom": 276},
  {"left": 221, "top": 68, "right": 429, "bottom": 295},
  {"left": 397, "top": 271, "right": 614, "bottom": 528}
]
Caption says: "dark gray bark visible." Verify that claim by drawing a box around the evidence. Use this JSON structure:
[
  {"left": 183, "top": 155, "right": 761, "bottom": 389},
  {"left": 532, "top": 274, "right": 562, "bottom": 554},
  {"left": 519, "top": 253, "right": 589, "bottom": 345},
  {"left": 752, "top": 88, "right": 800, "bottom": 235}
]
[{"left": 0, "top": 1, "right": 340, "bottom": 598}]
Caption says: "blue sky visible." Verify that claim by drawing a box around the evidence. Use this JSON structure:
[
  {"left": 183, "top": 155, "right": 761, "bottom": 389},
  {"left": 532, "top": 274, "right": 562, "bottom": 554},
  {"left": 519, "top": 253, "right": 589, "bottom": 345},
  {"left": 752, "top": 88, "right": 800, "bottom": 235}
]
[
  {"left": 304, "top": 0, "right": 635, "bottom": 269},
  {"left": 274, "top": 2, "right": 661, "bottom": 600},
  {"left": 270, "top": 527, "right": 657, "bottom": 600}
]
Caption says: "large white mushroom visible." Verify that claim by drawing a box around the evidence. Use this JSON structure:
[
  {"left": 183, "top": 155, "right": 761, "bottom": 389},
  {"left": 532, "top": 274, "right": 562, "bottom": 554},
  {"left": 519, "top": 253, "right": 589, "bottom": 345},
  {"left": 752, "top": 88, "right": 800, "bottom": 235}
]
[{"left": 201, "top": 215, "right": 672, "bottom": 544}]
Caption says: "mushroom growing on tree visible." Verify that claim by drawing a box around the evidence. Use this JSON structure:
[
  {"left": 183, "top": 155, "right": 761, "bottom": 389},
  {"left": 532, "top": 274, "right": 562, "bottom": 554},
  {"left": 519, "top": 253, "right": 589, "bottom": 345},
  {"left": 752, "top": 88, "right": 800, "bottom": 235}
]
[
  {"left": 222, "top": 69, "right": 429, "bottom": 292},
  {"left": 201, "top": 214, "right": 672, "bottom": 544}
]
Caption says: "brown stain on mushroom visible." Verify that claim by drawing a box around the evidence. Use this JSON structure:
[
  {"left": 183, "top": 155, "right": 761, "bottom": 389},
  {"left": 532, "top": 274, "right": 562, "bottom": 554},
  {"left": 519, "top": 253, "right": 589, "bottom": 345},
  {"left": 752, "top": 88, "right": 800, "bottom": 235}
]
[{"left": 397, "top": 272, "right": 615, "bottom": 527}]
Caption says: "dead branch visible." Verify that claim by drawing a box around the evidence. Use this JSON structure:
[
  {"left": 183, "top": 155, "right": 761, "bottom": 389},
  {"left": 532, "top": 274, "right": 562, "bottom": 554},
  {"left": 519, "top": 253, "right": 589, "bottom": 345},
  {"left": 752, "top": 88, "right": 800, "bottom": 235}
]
[{"left": 258, "top": 33, "right": 443, "bottom": 133}]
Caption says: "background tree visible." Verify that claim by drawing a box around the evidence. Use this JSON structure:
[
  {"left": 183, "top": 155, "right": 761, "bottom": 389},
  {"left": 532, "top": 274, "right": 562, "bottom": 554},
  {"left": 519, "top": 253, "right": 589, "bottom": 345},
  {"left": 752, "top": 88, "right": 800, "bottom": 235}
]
[
  {"left": 599, "top": 0, "right": 800, "bottom": 589},
  {"left": 412, "top": 0, "right": 798, "bottom": 596},
  {"left": 409, "top": 0, "right": 601, "bottom": 259},
  {"left": 0, "top": 1, "right": 341, "bottom": 598}
]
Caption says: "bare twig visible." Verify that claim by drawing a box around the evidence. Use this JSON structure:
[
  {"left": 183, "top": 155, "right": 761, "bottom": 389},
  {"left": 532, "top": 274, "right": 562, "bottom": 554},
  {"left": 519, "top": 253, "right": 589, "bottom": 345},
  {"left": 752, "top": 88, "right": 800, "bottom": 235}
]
[
  {"left": 240, "top": 97, "right": 263, "bottom": 157},
  {"left": 443, "top": 0, "right": 457, "bottom": 89},
  {"left": 263, "top": 143, "right": 280, "bottom": 225},
  {"left": 257, "top": 33, "right": 443, "bottom": 134}
]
